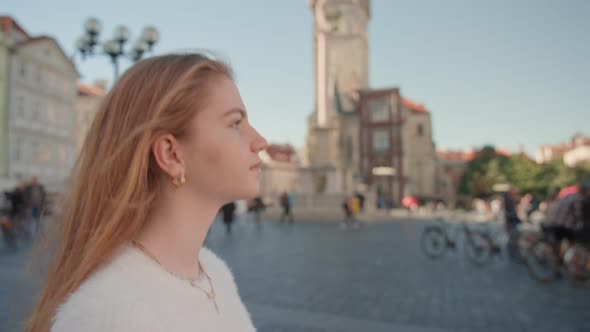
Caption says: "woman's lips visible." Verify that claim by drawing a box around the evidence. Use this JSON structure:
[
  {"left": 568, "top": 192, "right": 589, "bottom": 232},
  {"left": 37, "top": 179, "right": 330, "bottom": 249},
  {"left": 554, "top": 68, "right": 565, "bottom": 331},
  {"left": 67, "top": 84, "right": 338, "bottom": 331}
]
[{"left": 250, "top": 161, "right": 262, "bottom": 171}]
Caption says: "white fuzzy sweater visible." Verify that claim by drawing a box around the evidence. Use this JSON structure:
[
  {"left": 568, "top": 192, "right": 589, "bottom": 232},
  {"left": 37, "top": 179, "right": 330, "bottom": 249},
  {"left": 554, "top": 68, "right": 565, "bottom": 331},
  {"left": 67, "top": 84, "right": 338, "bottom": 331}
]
[{"left": 51, "top": 244, "right": 256, "bottom": 332}]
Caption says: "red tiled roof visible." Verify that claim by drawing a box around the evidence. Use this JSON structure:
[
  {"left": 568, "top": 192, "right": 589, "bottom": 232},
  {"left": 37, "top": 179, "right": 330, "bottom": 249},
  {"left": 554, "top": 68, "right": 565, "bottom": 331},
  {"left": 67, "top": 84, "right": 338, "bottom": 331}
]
[
  {"left": 495, "top": 149, "right": 512, "bottom": 157},
  {"left": 437, "top": 150, "right": 474, "bottom": 162},
  {"left": 77, "top": 84, "right": 105, "bottom": 97},
  {"left": 265, "top": 144, "right": 296, "bottom": 163},
  {"left": 14, "top": 35, "right": 52, "bottom": 46},
  {"left": 0, "top": 16, "right": 77, "bottom": 75},
  {"left": 402, "top": 97, "right": 428, "bottom": 113},
  {"left": 14, "top": 35, "right": 79, "bottom": 75},
  {"left": 437, "top": 148, "right": 512, "bottom": 162},
  {"left": 0, "top": 16, "right": 30, "bottom": 39},
  {"left": 539, "top": 135, "right": 590, "bottom": 156}
]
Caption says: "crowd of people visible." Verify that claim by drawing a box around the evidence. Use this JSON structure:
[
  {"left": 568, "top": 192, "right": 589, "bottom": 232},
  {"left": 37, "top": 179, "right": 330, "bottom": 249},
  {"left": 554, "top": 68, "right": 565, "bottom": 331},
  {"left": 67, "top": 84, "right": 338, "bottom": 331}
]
[
  {"left": 217, "top": 191, "right": 295, "bottom": 234},
  {"left": 1, "top": 176, "right": 47, "bottom": 245}
]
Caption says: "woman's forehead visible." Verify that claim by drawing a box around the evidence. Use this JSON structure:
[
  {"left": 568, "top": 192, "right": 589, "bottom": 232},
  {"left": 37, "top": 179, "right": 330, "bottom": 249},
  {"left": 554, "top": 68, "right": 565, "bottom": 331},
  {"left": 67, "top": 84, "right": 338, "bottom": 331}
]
[{"left": 201, "top": 78, "right": 245, "bottom": 116}]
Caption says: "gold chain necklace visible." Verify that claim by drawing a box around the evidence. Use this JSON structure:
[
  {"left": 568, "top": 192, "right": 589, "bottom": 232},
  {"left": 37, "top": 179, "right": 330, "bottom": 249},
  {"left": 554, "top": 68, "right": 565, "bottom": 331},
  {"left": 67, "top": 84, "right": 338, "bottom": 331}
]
[{"left": 131, "top": 240, "right": 220, "bottom": 314}]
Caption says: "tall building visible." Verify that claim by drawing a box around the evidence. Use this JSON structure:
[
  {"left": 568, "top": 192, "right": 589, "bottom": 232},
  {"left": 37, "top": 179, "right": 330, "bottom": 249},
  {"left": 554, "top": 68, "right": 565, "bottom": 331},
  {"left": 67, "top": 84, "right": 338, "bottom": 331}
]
[
  {"left": 358, "top": 89, "right": 436, "bottom": 203},
  {"left": 305, "top": 0, "right": 370, "bottom": 194},
  {"left": 537, "top": 134, "right": 590, "bottom": 166},
  {"left": 0, "top": 16, "right": 79, "bottom": 191},
  {"left": 76, "top": 82, "right": 105, "bottom": 153},
  {"left": 303, "top": 1, "right": 437, "bottom": 203},
  {"left": 563, "top": 134, "right": 590, "bottom": 167}
]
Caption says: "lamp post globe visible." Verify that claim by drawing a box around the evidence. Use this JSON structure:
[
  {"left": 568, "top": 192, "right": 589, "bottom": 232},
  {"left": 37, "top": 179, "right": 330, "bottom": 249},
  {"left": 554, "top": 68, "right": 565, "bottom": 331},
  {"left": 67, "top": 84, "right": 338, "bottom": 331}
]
[{"left": 74, "top": 18, "right": 159, "bottom": 81}]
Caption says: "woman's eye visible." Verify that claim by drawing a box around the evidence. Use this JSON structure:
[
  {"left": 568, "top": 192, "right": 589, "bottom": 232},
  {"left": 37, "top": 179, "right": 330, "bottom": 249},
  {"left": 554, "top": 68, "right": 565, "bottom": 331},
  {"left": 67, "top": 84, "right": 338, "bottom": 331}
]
[{"left": 232, "top": 119, "right": 242, "bottom": 129}]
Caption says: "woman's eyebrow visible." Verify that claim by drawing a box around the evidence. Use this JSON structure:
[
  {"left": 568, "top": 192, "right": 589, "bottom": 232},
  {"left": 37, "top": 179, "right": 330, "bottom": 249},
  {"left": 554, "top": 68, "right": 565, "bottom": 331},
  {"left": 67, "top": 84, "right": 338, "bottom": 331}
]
[{"left": 222, "top": 108, "right": 247, "bottom": 118}]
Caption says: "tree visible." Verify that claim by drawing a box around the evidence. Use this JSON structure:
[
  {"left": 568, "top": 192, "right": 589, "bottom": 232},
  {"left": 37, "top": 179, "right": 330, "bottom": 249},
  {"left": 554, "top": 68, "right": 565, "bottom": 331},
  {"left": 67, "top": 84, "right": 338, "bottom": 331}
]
[
  {"left": 459, "top": 147, "right": 590, "bottom": 199},
  {"left": 506, "top": 155, "right": 545, "bottom": 196},
  {"left": 459, "top": 146, "right": 509, "bottom": 197}
]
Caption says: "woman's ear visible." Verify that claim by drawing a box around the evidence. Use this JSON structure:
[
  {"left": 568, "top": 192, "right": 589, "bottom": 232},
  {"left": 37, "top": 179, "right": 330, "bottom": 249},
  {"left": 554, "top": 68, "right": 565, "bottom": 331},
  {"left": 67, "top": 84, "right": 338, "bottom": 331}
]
[{"left": 151, "top": 134, "right": 185, "bottom": 178}]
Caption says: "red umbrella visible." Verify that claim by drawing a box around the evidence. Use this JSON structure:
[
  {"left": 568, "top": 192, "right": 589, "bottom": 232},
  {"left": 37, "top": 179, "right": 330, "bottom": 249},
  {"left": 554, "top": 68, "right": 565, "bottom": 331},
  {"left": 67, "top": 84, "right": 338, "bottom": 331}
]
[
  {"left": 558, "top": 185, "right": 578, "bottom": 198},
  {"left": 402, "top": 196, "right": 419, "bottom": 209}
]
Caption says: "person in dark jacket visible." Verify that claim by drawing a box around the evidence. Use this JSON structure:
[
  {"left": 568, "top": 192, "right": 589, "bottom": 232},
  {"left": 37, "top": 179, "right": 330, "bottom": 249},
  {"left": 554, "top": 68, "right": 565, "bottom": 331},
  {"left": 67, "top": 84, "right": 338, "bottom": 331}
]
[
  {"left": 503, "top": 188, "right": 521, "bottom": 233},
  {"left": 248, "top": 196, "right": 266, "bottom": 230},
  {"left": 25, "top": 176, "right": 46, "bottom": 234},
  {"left": 6, "top": 181, "right": 28, "bottom": 238},
  {"left": 279, "top": 191, "right": 294, "bottom": 224},
  {"left": 221, "top": 201, "right": 237, "bottom": 234}
]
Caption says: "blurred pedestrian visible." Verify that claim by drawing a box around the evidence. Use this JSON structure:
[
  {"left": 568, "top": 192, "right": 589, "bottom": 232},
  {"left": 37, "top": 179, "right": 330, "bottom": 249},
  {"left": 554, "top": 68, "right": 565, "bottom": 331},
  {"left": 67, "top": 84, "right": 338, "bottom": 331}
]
[
  {"left": 6, "top": 180, "right": 27, "bottom": 239},
  {"left": 341, "top": 196, "right": 353, "bottom": 229},
  {"left": 25, "top": 176, "right": 46, "bottom": 235},
  {"left": 503, "top": 187, "right": 521, "bottom": 233},
  {"left": 279, "top": 191, "right": 294, "bottom": 224},
  {"left": 349, "top": 195, "right": 361, "bottom": 229},
  {"left": 221, "top": 201, "right": 237, "bottom": 234},
  {"left": 355, "top": 191, "right": 365, "bottom": 211},
  {"left": 249, "top": 196, "right": 266, "bottom": 230}
]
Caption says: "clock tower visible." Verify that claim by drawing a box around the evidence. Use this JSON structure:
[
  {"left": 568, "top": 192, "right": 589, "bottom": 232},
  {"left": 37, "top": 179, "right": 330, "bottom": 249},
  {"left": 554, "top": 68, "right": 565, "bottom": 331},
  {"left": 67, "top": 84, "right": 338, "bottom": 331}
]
[
  {"left": 303, "top": 0, "right": 370, "bottom": 195},
  {"left": 310, "top": 0, "right": 370, "bottom": 126}
]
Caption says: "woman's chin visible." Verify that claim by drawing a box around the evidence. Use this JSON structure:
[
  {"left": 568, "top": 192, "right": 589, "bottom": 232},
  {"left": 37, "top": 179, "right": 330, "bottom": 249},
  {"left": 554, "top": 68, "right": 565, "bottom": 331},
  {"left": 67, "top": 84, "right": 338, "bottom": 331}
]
[{"left": 245, "top": 186, "right": 261, "bottom": 199}]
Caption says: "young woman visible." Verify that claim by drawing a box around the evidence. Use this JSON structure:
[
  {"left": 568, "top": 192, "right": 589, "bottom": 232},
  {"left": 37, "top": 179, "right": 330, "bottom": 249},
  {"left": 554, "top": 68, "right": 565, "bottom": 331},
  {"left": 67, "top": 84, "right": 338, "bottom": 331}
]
[{"left": 25, "top": 53, "right": 268, "bottom": 332}]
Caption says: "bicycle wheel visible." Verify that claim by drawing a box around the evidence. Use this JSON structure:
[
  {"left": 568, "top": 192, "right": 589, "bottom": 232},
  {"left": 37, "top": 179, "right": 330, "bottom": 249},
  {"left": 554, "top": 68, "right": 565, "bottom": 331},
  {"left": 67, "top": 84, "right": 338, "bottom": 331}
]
[
  {"left": 421, "top": 226, "right": 447, "bottom": 259},
  {"left": 465, "top": 232, "right": 492, "bottom": 266},
  {"left": 526, "top": 239, "right": 559, "bottom": 282},
  {"left": 507, "top": 231, "right": 525, "bottom": 263},
  {"left": 563, "top": 246, "right": 589, "bottom": 286}
]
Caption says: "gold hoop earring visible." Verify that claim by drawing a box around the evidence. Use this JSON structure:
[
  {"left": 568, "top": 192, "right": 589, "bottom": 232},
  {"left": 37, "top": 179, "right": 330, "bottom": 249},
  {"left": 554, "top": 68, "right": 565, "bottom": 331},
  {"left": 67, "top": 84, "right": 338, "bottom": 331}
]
[{"left": 172, "top": 175, "right": 186, "bottom": 187}]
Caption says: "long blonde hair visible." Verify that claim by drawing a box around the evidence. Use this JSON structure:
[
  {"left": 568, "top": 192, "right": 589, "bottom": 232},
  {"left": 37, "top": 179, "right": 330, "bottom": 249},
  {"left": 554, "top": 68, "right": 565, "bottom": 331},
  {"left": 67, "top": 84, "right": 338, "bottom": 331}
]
[{"left": 24, "top": 53, "right": 233, "bottom": 332}]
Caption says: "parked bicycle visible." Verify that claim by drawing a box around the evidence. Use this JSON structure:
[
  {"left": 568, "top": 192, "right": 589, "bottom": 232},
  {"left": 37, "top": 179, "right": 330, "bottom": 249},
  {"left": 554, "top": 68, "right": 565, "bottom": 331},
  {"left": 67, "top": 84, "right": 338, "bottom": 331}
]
[
  {"left": 421, "top": 219, "right": 494, "bottom": 266},
  {"left": 507, "top": 223, "right": 541, "bottom": 263},
  {"left": 526, "top": 225, "right": 590, "bottom": 284}
]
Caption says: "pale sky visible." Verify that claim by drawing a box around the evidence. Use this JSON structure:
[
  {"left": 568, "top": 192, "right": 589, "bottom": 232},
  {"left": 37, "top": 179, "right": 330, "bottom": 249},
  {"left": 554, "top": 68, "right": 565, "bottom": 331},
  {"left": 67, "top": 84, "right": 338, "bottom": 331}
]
[{"left": 3, "top": 0, "right": 589, "bottom": 154}]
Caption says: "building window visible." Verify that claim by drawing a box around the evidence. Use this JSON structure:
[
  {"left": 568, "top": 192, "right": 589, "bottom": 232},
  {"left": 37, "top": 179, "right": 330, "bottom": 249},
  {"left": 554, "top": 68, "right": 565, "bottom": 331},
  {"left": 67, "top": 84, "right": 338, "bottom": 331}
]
[
  {"left": 369, "top": 98, "right": 389, "bottom": 122},
  {"left": 53, "top": 77, "right": 60, "bottom": 94},
  {"left": 16, "top": 96, "right": 24, "bottom": 118},
  {"left": 34, "top": 65, "right": 41, "bottom": 82},
  {"left": 416, "top": 161, "right": 424, "bottom": 193},
  {"left": 417, "top": 124, "right": 424, "bottom": 137},
  {"left": 47, "top": 105, "right": 55, "bottom": 125},
  {"left": 40, "top": 142, "right": 50, "bottom": 164},
  {"left": 32, "top": 101, "right": 41, "bottom": 121},
  {"left": 19, "top": 61, "right": 26, "bottom": 77},
  {"left": 37, "top": 68, "right": 43, "bottom": 84},
  {"left": 40, "top": 103, "right": 47, "bottom": 123},
  {"left": 59, "top": 144, "right": 67, "bottom": 166},
  {"left": 338, "top": 18, "right": 349, "bottom": 34},
  {"left": 48, "top": 72, "right": 56, "bottom": 88},
  {"left": 372, "top": 129, "right": 390, "bottom": 153},
  {"left": 55, "top": 109, "right": 62, "bottom": 129},
  {"left": 13, "top": 137, "right": 22, "bottom": 162},
  {"left": 63, "top": 81, "right": 70, "bottom": 96},
  {"left": 31, "top": 139, "right": 40, "bottom": 164}
]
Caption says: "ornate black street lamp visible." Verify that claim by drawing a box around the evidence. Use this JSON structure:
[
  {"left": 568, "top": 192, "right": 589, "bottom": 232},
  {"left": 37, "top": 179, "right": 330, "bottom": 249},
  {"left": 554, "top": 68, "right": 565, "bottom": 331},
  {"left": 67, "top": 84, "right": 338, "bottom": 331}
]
[{"left": 75, "top": 17, "right": 159, "bottom": 80}]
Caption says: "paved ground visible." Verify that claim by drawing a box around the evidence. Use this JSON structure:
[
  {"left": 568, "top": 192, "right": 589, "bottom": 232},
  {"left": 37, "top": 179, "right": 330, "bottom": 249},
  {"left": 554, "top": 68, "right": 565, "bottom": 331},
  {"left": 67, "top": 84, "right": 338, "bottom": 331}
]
[{"left": 2, "top": 216, "right": 589, "bottom": 331}]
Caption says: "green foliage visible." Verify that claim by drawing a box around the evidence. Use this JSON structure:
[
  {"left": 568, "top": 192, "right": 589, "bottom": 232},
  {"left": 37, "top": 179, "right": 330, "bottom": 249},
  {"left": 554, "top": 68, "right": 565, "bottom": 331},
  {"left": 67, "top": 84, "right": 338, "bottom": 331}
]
[
  {"left": 459, "top": 146, "right": 509, "bottom": 197},
  {"left": 459, "top": 148, "right": 590, "bottom": 198}
]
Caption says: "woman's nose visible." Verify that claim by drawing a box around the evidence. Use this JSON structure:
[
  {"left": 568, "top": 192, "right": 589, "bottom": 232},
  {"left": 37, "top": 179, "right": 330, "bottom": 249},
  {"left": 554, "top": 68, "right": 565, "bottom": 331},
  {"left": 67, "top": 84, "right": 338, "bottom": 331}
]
[{"left": 251, "top": 129, "right": 268, "bottom": 153}]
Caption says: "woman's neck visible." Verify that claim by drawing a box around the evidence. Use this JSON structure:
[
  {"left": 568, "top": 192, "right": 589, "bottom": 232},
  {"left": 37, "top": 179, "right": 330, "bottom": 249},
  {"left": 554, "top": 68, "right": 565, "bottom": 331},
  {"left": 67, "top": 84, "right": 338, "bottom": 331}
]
[{"left": 135, "top": 191, "right": 221, "bottom": 279}]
